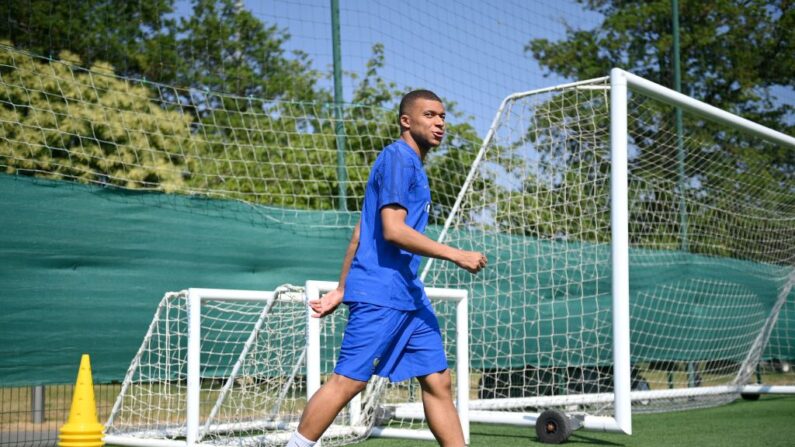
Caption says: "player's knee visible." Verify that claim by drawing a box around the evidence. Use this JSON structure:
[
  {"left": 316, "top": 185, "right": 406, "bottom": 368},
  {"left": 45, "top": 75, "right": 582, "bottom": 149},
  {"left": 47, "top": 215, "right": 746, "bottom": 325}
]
[
  {"left": 327, "top": 373, "right": 368, "bottom": 397},
  {"left": 418, "top": 369, "right": 453, "bottom": 397}
]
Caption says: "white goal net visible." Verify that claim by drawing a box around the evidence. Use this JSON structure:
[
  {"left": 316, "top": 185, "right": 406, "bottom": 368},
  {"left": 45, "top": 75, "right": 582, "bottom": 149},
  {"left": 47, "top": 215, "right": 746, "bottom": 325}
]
[
  {"left": 422, "top": 70, "right": 795, "bottom": 431},
  {"left": 105, "top": 283, "right": 469, "bottom": 447},
  {"left": 105, "top": 286, "right": 309, "bottom": 447}
]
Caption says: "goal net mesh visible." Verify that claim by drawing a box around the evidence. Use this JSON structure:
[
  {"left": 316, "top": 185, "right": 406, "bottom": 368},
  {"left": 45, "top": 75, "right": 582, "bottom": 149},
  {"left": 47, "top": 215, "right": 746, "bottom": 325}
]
[
  {"left": 105, "top": 289, "right": 309, "bottom": 446},
  {"left": 0, "top": 44, "right": 476, "bottom": 234},
  {"left": 105, "top": 288, "right": 464, "bottom": 447},
  {"left": 423, "top": 76, "right": 794, "bottom": 416}
]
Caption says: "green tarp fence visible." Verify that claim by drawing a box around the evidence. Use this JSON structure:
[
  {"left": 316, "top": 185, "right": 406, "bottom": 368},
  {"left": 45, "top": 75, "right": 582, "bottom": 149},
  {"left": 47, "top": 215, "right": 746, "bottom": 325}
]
[
  {"left": 1, "top": 174, "right": 793, "bottom": 385},
  {"left": 0, "top": 175, "right": 351, "bottom": 385}
]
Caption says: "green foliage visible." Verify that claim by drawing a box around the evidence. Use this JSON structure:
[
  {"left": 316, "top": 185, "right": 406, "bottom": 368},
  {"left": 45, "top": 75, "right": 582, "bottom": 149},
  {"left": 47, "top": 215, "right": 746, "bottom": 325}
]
[
  {"left": 527, "top": 0, "right": 793, "bottom": 167},
  {"left": 187, "top": 43, "right": 483, "bottom": 220},
  {"left": 1, "top": 0, "right": 323, "bottom": 102},
  {"left": 186, "top": 98, "right": 343, "bottom": 209},
  {"left": 529, "top": 0, "right": 793, "bottom": 105},
  {"left": 480, "top": 88, "right": 614, "bottom": 241},
  {"left": 0, "top": 0, "right": 178, "bottom": 80},
  {"left": 175, "top": 0, "right": 322, "bottom": 103},
  {"left": 347, "top": 43, "right": 484, "bottom": 223},
  {"left": 0, "top": 44, "right": 198, "bottom": 192},
  {"left": 0, "top": 3, "right": 484, "bottom": 218},
  {"left": 519, "top": 0, "right": 794, "bottom": 260}
]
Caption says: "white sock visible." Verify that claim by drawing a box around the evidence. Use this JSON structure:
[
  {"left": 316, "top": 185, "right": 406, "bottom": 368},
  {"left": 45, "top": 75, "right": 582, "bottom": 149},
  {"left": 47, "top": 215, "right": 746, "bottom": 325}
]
[{"left": 286, "top": 431, "right": 316, "bottom": 447}]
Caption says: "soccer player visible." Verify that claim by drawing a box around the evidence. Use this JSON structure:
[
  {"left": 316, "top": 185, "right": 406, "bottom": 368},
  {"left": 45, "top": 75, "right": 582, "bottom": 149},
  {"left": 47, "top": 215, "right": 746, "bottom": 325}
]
[{"left": 287, "top": 90, "right": 487, "bottom": 447}]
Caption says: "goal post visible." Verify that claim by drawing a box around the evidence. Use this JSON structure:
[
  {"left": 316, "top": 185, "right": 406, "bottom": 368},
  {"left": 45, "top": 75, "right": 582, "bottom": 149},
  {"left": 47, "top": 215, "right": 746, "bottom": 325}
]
[
  {"left": 422, "top": 68, "right": 795, "bottom": 440},
  {"left": 615, "top": 68, "right": 795, "bottom": 400},
  {"left": 105, "top": 286, "right": 308, "bottom": 447},
  {"left": 104, "top": 282, "right": 469, "bottom": 447}
]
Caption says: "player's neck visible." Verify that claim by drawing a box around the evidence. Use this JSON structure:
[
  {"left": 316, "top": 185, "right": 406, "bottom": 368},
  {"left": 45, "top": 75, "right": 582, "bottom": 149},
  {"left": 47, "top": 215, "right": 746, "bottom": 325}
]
[{"left": 399, "top": 135, "right": 428, "bottom": 162}]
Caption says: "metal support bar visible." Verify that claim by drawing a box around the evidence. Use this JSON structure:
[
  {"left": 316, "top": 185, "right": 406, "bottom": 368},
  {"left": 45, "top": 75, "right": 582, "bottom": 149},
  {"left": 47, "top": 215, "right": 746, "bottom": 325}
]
[
  {"left": 31, "top": 385, "right": 45, "bottom": 423},
  {"left": 610, "top": 68, "right": 632, "bottom": 436}
]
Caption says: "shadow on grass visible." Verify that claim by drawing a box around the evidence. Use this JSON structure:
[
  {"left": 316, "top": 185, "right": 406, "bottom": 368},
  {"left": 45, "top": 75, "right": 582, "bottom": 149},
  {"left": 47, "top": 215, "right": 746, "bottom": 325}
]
[
  {"left": 470, "top": 426, "right": 625, "bottom": 446},
  {"left": 566, "top": 432, "right": 625, "bottom": 446},
  {"left": 469, "top": 426, "right": 530, "bottom": 441}
]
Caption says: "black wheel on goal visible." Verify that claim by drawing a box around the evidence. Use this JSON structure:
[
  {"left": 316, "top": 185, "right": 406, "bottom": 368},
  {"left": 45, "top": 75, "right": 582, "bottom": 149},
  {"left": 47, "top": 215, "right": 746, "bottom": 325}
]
[
  {"left": 741, "top": 392, "right": 760, "bottom": 401},
  {"left": 535, "top": 409, "right": 572, "bottom": 444}
]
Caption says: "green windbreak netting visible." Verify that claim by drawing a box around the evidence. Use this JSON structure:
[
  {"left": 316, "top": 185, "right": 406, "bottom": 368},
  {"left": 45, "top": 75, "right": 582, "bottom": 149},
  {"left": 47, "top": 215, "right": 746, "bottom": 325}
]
[
  {"left": 433, "top": 230, "right": 793, "bottom": 369},
  {"left": 1, "top": 174, "right": 792, "bottom": 385},
  {"left": 0, "top": 174, "right": 350, "bottom": 386},
  {"left": 464, "top": 236, "right": 795, "bottom": 369}
]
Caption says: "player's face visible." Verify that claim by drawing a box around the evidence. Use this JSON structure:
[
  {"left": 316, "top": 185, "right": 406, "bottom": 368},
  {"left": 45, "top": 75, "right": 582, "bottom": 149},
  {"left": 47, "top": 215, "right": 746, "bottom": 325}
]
[{"left": 405, "top": 98, "right": 446, "bottom": 149}]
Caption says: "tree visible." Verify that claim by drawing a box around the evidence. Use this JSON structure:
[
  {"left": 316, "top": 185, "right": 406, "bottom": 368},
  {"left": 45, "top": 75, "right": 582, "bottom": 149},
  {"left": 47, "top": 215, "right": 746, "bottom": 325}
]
[
  {"left": 0, "top": 0, "right": 179, "bottom": 82},
  {"left": 527, "top": 0, "right": 793, "bottom": 169},
  {"left": 529, "top": 1, "right": 792, "bottom": 113},
  {"left": 0, "top": 43, "right": 199, "bottom": 192},
  {"left": 176, "top": 0, "right": 321, "bottom": 104},
  {"left": 1, "top": 0, "right": 323, "bottom": 102},
  {"left": 345, "top": 44, "right": 484, "bottom": 224},
  {"left": 524, "top": 0, "right": 794, "bottom": 259},
  {"left": 186, "top": 43, "right": 484, "bottom": 222},
  {"left": 0, "top": 3, "right": 485, "bottom": 224}
]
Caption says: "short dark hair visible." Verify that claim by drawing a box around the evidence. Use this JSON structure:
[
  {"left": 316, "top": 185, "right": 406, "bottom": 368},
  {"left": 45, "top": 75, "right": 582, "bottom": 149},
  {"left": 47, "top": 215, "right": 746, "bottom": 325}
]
[{"left": 399, "top": 89, "right": 443, "bottom": 117}]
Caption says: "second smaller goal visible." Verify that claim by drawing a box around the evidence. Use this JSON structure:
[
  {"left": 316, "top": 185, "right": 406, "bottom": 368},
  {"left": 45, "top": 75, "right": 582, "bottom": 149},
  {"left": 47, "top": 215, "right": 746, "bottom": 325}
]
[{"left": 104, "top": 281, "right": 470, "bottom": 447}]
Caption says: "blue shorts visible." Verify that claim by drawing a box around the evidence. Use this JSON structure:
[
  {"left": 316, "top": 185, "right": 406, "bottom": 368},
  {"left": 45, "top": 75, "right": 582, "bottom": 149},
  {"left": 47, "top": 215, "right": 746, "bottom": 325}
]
[{"left": 334, "top": 302, "right": 448, "bottom": 383}]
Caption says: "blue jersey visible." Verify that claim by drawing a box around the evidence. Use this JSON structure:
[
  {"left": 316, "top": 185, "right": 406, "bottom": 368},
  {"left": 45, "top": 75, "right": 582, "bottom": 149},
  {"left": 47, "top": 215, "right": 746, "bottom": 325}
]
[{"left": 344, "top": 139, "right": 431, "bottom": 310}]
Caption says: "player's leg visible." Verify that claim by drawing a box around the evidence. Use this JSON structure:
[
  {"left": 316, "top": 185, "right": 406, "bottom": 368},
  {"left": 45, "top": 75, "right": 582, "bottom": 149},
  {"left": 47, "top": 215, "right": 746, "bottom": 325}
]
[
  {"left": 417, "top": 369, "right": 465, "bottom": 447},
  {"left": 382, "top": 304, "right": 465, "bottom": 446},
  {"left": 292, "top": 302, "right": 410, "bottom": 444},
  {"left": 294, "top": 373, "right": 367, "bottom": 441}
]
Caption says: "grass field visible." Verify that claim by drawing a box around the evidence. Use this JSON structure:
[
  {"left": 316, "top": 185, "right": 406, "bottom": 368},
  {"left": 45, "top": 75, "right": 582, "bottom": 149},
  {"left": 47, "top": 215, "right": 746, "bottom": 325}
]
[
  {"left": 358, "top": 395, "right": 795, "bottom": 447},
  {"left": 4, "top": 386, "right": 793, "bottom": 446}
]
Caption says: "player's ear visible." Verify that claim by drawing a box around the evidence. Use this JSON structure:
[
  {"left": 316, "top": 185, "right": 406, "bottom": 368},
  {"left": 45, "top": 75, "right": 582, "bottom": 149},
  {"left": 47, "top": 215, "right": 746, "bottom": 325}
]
[{"left": 399, "top": 113, "right": 410, "bottom": 130}]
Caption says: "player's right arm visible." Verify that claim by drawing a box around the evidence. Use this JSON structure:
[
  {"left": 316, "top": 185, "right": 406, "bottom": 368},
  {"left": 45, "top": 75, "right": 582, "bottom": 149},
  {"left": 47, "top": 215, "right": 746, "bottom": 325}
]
[
  {"left": 381, "top": 205, "right": 486, "bottom": 274},
  {"left": 309, "top": 219, "right": 360, "bottom": 318}
]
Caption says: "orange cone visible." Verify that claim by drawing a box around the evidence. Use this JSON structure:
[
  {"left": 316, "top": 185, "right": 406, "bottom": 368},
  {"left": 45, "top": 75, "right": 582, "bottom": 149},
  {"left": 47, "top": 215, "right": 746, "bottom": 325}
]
[{"left": 58, "top": 354, "right": 105, "bottom": 447}]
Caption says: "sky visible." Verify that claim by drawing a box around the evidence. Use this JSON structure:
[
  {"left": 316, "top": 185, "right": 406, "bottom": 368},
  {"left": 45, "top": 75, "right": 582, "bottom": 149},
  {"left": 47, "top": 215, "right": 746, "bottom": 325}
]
[
  {"left": 173, "top": 0, "right": 605, "bottom": 137},
  {"left": 171, "top": 1, "right": 794, "bottom": 135}
]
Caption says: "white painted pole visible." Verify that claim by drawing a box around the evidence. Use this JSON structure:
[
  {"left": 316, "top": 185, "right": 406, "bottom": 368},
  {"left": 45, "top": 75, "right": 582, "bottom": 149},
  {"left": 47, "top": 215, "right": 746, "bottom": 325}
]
[
  {"left": 186, "top": 289, "right": 202, "bottom": 447},
  {"left": 456, "top": 292, "right": 470, "bottom": 445},
  {"left": 742, "top": 385, "right": 795, "bottom": 394},
  {"left": 305, "top": 282, "right": 323, "bottom": 401},
  {"left": 103, "top": 436, "right": 188, "bottom": 447},
  {"left": 609, "top": 68, "right": 632, "bottom": 436},
  {"left": 349, "top": 394, "right": 362, "bottom": 426},
  {"left": 368, "top": 427, "right": 436, "bottom": 440},
  {"left": 304, "top": 281, "right": 364, "bottom": 430},
  {"left": 304, "top": 281, "right": 323, "bottom": 447}
]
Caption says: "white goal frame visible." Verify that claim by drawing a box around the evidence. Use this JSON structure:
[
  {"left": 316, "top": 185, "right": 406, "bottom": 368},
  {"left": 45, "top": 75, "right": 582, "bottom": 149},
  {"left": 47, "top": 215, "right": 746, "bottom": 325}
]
[
  {"left": 422, "top": 68, "right": 795, "bottom": 437},
  {"left": 105, "top": 281, "right": 469, "bottom": 447}
]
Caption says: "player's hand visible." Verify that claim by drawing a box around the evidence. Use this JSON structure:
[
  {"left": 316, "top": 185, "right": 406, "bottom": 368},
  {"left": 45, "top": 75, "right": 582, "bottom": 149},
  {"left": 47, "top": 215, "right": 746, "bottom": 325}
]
[
  {"left": 309, "top": 287, "right": 344, "bottom": 318},
  {"left": 453, "top": 250, "right": 487, "bottom": 274}
]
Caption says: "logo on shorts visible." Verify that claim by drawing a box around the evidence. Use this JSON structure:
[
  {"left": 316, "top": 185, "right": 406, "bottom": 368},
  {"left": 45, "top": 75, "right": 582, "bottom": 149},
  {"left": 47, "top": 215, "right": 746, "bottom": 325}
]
[{"left": 372, "top": 357, "right": 380, "bottom": 371}]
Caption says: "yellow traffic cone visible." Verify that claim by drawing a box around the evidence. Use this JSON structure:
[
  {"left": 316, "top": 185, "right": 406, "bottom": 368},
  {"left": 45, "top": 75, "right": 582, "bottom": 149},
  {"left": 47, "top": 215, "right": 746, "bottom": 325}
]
[{"left": 58, "top": 354, "right": 105, "bottom": 447}]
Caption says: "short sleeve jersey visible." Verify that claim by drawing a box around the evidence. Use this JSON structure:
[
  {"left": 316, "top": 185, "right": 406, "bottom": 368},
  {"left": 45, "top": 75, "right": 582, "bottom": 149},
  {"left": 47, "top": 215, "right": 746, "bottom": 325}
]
[{"left": 343, "top": 139, "right": 431, "bottom": 310}]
